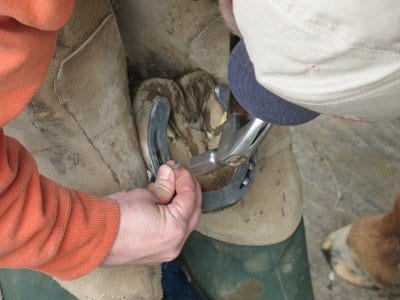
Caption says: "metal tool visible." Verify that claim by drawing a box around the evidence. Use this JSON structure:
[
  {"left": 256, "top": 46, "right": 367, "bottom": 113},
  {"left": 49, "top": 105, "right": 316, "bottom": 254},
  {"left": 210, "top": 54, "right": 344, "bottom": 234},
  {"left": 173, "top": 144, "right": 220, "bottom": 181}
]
[
  {"left": 146, "top": 97, "right": 256, "bottom": 212},
  {"left": 189, "top": 113, "right": 272, "bottom": 176},
  {"left": 147, "top": 97, "right": 171, "bottom": 181},
  {"left": 189, "top": 86, "right": 273, "bottom": 176},
  {"left": 146, "top": 85, "right": 270, "bottom": 212}
]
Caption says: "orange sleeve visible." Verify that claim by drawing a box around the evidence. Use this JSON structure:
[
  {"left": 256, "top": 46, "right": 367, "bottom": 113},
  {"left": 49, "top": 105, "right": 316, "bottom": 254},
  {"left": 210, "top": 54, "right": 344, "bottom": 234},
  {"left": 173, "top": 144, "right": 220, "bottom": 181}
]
[{"left": 0, "top": 1, "right": 121, "bottom": 280}]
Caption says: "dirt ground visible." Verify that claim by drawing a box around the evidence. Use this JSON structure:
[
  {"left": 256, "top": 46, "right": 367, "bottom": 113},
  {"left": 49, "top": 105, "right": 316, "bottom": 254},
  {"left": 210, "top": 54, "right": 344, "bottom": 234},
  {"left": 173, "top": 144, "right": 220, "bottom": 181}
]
[{"left": 291, "top": 116, "right": 400, "bottom": 300}]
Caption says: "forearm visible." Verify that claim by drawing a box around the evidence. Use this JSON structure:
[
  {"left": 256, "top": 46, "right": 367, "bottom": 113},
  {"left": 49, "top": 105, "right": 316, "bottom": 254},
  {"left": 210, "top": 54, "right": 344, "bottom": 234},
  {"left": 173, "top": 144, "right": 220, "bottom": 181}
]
[
  {"left": 0, "top": 0, "right": 74, "bottom": 127},
  {"left": 0, "top": 131, "right": 120, "bottom": 280},
  {"left": 0, "top": 0, "right": 121, "bottom": 280}
]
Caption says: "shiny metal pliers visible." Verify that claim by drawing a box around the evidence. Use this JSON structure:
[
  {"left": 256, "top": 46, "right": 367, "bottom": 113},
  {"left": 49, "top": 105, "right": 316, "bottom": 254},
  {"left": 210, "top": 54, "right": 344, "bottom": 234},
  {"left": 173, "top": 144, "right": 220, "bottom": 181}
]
[{"left": 189, "top": 86, "right": 272, "bottom": 176}]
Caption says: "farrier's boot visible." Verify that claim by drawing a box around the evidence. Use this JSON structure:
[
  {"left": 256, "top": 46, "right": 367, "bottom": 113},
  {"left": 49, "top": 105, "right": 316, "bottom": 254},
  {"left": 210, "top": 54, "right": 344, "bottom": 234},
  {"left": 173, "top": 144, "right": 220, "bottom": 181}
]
[
  {"left": 1, "top": 1, "right": 162, "bottom": 299},
  {"left": 133, "top": 70, "right": 314, "bottom": 300}
]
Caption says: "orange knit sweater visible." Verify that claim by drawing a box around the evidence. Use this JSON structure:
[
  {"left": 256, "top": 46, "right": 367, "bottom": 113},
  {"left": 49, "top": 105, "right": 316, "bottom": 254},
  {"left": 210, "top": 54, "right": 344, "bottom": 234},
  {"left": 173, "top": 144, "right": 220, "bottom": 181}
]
[{"left": 0, "top": 0, "right": 120, "bottom": 280}]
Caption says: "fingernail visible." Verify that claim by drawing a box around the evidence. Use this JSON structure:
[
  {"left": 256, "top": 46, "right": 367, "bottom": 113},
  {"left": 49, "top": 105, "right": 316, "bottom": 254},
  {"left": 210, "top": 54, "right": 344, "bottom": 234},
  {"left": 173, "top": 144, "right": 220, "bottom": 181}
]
[
  {"left": 158, "top": 165, "right": 172, "bottom": 180},
  {"left": 166, "top": 160, "right": 180, "bottom": 170}
]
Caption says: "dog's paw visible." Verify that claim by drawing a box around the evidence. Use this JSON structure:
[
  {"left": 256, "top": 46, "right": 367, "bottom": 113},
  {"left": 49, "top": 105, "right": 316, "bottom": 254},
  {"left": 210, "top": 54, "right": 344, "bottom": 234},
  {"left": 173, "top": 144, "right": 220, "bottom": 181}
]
[
  {"left": 322, "top": 225, "right": 376, "bottom": 287},
  {"left": 322, "top": 212, "right": 400, "bottom": 289}
]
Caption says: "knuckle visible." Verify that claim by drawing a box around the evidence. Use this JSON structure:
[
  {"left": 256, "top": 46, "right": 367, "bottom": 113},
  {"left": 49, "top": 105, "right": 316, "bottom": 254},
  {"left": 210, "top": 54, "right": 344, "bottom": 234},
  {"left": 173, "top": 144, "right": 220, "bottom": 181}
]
[{"left": 150, "top": 183, "right": 170, "bottom": 196}]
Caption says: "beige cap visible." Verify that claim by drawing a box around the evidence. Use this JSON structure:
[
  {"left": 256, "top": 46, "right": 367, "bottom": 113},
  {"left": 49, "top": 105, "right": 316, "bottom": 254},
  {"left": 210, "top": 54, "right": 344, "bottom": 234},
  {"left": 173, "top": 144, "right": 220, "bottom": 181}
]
[{"left": 233, "top": 0, "right": 400, "bottom": 122}]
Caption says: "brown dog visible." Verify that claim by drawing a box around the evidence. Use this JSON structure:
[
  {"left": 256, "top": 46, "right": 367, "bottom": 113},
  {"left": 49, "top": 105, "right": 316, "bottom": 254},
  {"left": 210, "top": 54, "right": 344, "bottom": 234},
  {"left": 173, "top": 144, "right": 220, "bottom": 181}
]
[{"left": 322, "top": 195, "right": 400, "bottom": 288}]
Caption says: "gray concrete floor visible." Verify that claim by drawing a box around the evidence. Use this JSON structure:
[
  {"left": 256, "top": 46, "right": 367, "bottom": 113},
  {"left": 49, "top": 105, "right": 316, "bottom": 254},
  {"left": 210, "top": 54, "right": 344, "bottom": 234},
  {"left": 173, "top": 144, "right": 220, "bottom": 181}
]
[{"left": 291, "top": 116, "right": 400, "bottom": 300}]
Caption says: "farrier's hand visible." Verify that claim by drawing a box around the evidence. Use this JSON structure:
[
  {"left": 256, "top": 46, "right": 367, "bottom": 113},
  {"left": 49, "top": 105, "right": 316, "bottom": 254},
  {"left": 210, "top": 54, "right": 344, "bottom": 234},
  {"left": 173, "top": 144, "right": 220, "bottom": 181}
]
[
  {"left": 218, "top": 0, "right": 241, "bottom": 37},
  {"left": 102, "top": 161, "right": 202, "bottom": 266}
]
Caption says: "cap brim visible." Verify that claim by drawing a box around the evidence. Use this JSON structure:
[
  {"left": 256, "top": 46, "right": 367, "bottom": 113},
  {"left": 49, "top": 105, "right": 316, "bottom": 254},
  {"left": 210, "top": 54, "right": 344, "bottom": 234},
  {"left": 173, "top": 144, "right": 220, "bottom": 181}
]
[{"left": 228, "top": 40, "right": 319, "bottom": 126}]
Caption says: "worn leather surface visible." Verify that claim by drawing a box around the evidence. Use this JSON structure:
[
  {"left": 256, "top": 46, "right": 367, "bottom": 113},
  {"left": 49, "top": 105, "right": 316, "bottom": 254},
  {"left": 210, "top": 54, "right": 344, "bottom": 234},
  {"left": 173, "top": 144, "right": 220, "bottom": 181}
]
[
  {"left": 115, "top": 0, "right": 230, "bottom": 82},
  {"left": 197, "top": 127, "right": 304, "bottom": 245}
]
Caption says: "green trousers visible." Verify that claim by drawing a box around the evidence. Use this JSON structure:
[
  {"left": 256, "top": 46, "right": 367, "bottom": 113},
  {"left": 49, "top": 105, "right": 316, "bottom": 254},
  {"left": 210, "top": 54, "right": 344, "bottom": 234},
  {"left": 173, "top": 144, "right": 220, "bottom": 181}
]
[{"left": 182, "top": 219, "right": 314, "bottom": 300}]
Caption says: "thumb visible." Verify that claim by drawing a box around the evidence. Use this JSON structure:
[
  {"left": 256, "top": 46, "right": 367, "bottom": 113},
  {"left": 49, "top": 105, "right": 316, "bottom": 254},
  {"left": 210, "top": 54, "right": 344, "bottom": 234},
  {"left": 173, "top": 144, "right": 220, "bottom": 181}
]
[{"left": 148, "top": 163, "right": 176, "bottom": 205}]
